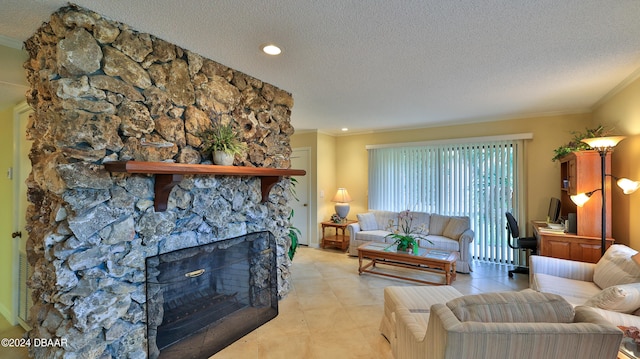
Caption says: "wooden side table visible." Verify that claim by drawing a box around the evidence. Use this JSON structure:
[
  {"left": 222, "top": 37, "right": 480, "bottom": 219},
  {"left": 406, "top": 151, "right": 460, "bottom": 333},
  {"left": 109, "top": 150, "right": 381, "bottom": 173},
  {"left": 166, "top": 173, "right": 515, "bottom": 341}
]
[{"left": 321, "top": 220, "right": 356, "bottom": 250}]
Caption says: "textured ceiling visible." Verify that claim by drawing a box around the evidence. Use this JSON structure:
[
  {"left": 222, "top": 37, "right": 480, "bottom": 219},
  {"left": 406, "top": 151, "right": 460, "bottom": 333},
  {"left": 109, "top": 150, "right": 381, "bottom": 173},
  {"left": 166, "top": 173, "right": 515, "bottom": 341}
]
[{"left": 1, "top": 0, "right": 640, "bottom": 134}]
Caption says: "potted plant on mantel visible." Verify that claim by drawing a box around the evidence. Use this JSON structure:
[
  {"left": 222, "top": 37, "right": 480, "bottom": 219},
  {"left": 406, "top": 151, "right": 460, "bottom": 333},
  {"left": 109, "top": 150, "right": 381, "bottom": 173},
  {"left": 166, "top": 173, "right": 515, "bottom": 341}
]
[
  {"left": 552, "top": 124, "right": 611, "bottom": 161},
  {"left": 199, "top": 123, "right": 248, "bottom": 165}
]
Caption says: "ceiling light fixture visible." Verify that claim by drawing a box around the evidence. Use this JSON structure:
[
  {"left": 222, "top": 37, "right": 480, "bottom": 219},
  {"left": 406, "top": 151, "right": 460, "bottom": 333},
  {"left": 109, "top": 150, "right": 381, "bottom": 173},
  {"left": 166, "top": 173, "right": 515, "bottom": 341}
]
[
  {"left": 262, "top": 44, "right": 281, "bottom": 55},
  {"left": 341, "top": 128, "right": 348, "bottom": 132}
]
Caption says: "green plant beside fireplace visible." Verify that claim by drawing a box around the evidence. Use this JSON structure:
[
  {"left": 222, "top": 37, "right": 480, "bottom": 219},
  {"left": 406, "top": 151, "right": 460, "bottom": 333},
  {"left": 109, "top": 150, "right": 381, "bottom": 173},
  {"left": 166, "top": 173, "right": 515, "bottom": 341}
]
[{"left": 287, "top": 178, "right": 301, "bottom": 260}]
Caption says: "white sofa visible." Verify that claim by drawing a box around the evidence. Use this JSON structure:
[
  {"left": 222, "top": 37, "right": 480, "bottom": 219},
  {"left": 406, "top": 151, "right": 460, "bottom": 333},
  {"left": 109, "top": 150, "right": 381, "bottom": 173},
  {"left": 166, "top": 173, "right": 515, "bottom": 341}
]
[
  {"left": 347, "top": 210, "right": 474, "bottom": 273},
  {"left": 394, "top": 290, "right": 623, "bottom": 359},
  {"left": 530, "top": 244, "right": 640, "bottom": 328}
]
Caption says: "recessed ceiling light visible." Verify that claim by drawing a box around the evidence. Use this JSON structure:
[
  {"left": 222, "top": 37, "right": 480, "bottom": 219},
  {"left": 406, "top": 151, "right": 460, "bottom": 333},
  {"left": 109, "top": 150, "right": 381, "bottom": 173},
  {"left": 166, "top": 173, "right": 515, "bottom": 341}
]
[{"left": 262, "top": 44, "right": 281, "bottom": 55}]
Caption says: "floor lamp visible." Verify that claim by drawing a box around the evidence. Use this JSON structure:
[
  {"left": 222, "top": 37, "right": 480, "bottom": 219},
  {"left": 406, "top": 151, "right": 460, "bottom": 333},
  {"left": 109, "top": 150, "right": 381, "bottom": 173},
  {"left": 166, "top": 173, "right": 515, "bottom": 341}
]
[{"left": 570, "top": 136, "right": 629, "bottom": 255}]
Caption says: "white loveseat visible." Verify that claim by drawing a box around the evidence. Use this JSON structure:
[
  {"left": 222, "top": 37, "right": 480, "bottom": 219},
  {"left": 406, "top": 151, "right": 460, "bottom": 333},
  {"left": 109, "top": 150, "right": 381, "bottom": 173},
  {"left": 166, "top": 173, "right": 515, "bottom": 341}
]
[
  {"left": 530, "top": 244, "right": 640, "bottom": 328},
  {"left": 347, "top": 210, "right": 474, "bottom": 273}
]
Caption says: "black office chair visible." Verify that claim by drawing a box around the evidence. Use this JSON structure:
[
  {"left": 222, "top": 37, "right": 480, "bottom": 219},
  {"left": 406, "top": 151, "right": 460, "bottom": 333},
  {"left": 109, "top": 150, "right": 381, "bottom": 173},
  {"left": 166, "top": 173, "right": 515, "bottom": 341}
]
[{"left": 505, "top": 212, "right": 538, "bottom": 278}]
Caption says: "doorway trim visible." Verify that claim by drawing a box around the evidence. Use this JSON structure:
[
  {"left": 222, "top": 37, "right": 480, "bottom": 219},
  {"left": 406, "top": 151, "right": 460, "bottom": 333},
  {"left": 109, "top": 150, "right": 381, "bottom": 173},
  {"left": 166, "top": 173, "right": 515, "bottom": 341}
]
[
  {"left": 9, "top": 102, "right": 30, "bottom": 325},
  {"left": 292, "top": 147, "right": 313, "bottom": 247}
]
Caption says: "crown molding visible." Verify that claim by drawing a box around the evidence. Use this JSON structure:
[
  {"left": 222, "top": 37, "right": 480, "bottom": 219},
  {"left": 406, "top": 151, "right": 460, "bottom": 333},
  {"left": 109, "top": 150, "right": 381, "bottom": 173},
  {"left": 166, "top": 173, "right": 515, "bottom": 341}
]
[
  {"left": 592, "top": 66, "right": 640, "bottom": 110},
  {"left": 0, "top": 35, "right": 23, "bottom": 49}
]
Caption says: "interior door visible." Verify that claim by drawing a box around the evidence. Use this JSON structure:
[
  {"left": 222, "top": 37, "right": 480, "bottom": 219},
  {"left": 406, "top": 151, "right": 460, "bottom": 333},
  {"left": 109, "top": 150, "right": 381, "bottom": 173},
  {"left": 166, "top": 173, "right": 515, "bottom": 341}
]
[
  {"left": 291, "top": 148, "right": 310, "bottom": 245},
  {"left": 13, "top": 102, "right": 32, "bottom": 327}
]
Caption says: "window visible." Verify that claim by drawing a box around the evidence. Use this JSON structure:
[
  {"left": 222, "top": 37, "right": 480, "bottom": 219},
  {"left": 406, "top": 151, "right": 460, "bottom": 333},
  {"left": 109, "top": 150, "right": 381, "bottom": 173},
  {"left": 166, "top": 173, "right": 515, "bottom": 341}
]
[{"left": 367, "top": 136, "right": 528, "bottom": 264}]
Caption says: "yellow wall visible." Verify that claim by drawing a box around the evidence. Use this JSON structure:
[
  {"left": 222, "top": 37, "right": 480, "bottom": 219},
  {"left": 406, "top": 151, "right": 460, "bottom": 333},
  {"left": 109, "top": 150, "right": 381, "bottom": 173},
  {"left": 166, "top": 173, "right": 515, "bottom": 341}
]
[
  {"left": 0, "top": 105, "right": 15, "bottom": 320},
  {"left": 290, "top": 76, "right": 640, "bottom": 252},
  {"left": 335, "top": 114, "right": 593, "bottom": 227},
  {"left": 592, "top": 76, "right": 640, "bottom": 248},
  {"left": 294, "top": 113, "right": 594, "bottom": 237},
  {"left": 317, "top": 132, "right": 337, "bottom": 225}
]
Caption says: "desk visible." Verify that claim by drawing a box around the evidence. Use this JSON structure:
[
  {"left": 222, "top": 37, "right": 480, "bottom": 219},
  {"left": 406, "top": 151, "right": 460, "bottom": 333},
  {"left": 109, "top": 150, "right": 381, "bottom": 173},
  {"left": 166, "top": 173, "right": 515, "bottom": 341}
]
[{"left": 531, "top": 220, "right": 614, "bottom": 263}]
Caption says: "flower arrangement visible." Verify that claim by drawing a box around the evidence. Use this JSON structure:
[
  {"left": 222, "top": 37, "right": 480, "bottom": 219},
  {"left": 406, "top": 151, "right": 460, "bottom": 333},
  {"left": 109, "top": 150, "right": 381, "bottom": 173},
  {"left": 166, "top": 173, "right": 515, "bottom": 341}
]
[
  {"left": 619, "top": 326, "right": 640, "bottom": 345},
  {"left": 330, "top": 213, "right": 343, "bottom": 223},
  {"left": 385, "top": 210, "right": 432, "bottom": 253}
]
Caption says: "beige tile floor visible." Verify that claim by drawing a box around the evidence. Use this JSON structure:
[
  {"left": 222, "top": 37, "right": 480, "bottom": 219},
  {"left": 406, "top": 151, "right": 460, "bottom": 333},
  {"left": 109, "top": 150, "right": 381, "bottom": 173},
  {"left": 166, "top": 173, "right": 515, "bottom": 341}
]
[
  {"left": 0, "top": 315, "right": 28, "bottom": 358},
  {"left": 214, "top": 246, "right": 529, "bottom": 359},
  {"left": 0, "top": 246, "right": 528, "bottom": 359}
]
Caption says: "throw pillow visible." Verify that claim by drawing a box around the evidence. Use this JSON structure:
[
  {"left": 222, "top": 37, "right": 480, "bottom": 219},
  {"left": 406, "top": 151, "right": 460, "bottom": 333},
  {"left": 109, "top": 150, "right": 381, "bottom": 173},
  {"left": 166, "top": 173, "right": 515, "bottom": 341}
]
[
  {"left": 429, "top": 214, "right": 450, "bottom": 236},
  {"left": 373, "top": 210, "right": 400, "bottom": 231},
  {"left": 446, "top": 291, "right": 574, "bottom": 323},
  {"left": 442, "top": 217, "right": 469, "bottom": 239},
  {"left": 585, "top": 283, "right": 640, "bottom": 313},
  {"left": 593, "top": 245, "right": 640, "bottom": 289},
  {"left": 409, "top": 212, "right": 430, "bottom": 232},
  {"left": 357, "top": 212, "right": 378, "bottom": 231}
]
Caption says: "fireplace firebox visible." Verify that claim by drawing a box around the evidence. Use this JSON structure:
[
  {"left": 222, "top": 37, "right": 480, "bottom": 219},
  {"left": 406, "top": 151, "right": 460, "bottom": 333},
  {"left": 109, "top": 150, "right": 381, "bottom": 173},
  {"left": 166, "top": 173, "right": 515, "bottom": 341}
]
[{"left": 145, "top": 231, "right": 278, "bottom": 359}]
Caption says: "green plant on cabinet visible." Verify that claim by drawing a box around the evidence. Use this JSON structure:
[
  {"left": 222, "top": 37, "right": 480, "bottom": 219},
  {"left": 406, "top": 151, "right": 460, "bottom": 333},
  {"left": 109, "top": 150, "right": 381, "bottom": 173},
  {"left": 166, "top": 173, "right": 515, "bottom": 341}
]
[{"left": 552, "top": 125, "right": 611, "bottom": 161}]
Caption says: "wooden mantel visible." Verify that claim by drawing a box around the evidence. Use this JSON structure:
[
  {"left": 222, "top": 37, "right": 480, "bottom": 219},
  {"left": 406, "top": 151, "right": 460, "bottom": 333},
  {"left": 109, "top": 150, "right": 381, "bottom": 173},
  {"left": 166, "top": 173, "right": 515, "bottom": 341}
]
[{"left": 104, "top": 161, "right": 306, "bottom": 211}]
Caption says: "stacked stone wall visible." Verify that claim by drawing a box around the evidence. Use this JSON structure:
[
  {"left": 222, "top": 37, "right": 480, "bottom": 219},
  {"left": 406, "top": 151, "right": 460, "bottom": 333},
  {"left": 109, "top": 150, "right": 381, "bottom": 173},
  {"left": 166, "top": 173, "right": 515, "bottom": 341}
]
[{"left": 23, "top": 5, "right": 295, "bottom": 358}]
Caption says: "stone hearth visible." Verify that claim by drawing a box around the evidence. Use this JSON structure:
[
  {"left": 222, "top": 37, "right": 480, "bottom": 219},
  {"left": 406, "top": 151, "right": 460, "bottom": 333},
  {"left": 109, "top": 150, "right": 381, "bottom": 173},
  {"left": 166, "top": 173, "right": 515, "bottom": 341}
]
[{"left": 23, "top": 5, "right": 296, "bottom": 358}]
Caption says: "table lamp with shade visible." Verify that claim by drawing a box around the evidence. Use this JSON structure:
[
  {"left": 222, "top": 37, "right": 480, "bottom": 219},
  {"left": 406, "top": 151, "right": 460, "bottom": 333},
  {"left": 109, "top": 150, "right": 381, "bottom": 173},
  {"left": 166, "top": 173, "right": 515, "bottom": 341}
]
[{"left": 332, "top": 188, "right": 353, "bottom": 220}]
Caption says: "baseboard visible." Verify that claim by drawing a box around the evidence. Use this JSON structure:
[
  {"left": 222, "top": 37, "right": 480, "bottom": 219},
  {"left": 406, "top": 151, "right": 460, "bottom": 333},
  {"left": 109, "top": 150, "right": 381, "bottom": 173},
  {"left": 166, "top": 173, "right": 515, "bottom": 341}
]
[
  {"left": 0, "top": 301, "right": 16, "bottom": 326},
  {"left": 17, "top": 316, "right": 31, "bottom": 331}
]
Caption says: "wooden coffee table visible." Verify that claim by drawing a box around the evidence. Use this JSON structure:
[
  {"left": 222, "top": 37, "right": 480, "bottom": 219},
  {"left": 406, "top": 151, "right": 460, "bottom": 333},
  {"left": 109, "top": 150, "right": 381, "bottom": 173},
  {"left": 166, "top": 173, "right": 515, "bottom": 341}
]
[{"left": 357, "top": 242, "right": 458, "bottom": 285}]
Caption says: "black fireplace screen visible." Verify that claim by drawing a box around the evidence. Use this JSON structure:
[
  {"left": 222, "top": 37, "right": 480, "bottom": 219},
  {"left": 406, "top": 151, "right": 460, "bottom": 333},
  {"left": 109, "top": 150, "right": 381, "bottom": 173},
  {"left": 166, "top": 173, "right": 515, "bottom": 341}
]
[{"left": 145, "top": 231, "right": 278, "bottom": 359}]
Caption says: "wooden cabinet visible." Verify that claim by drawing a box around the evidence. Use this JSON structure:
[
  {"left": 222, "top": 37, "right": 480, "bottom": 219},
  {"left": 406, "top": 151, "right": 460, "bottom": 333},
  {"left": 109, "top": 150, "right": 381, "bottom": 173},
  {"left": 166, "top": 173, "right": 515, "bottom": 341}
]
[
  {"left": 537, "top": 150, "right": 614, "bottom": 263},
  {"left": 559, "top": 151, "right": 611, "bottom": 238}
]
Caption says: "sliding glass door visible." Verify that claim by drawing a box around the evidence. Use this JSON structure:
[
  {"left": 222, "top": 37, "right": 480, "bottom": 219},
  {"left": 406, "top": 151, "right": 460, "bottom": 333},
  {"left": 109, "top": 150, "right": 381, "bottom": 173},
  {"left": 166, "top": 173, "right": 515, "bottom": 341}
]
[{"left": 368, "top": 139, "right": 525, "bottom": 264}]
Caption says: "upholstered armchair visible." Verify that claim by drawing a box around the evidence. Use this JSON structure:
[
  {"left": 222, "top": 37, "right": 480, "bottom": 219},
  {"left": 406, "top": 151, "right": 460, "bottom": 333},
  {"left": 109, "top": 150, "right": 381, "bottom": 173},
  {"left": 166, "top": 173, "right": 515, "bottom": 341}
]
[
  {"left": 530, "top": 244, "right": 640, "bottom": 328},
  {"left": 393, "top": 291, "right": 622, "bottom": 359}
]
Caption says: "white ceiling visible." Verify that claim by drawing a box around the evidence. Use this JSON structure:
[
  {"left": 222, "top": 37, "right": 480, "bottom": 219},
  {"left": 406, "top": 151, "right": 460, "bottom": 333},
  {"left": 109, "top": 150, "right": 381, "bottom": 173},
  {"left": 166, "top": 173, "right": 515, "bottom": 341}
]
[{"left": 1, "top": 1, "right": 640, "bottom": 135}]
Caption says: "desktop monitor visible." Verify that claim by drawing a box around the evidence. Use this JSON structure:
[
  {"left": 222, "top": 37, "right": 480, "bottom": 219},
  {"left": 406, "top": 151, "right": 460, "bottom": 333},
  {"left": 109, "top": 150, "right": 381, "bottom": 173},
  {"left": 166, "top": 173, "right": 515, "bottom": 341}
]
[{"left": 547, "top": 197, "right": 561, "bottom": 224}]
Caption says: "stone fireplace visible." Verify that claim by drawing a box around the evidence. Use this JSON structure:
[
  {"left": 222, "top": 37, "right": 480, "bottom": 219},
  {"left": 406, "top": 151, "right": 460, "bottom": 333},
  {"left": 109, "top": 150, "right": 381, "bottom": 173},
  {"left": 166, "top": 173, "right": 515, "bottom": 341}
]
[{"left": 23, "top": 5, "right": 297, "bottom": 358}]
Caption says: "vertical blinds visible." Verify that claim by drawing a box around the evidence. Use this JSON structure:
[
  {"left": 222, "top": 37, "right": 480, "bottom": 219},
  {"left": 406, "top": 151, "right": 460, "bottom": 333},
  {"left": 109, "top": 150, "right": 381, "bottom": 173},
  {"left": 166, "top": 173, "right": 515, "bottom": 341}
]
[{"left": 368, "top": 139, "right": 525, "bottom": 264}]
